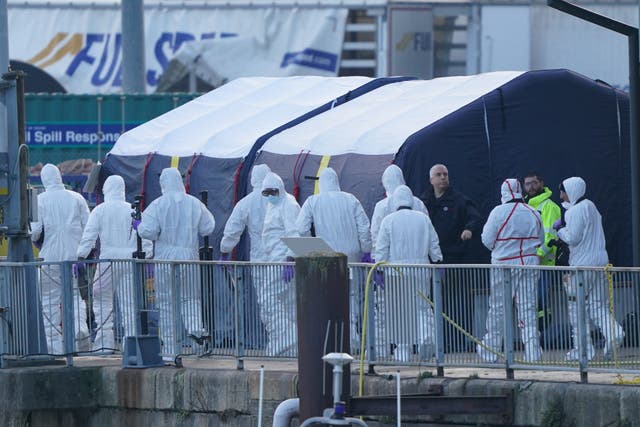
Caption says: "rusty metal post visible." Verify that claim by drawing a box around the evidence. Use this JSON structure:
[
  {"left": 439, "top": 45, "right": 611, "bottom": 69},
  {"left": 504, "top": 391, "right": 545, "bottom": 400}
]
[{"left": 296, "top": 253, "right": 350, "bottom": 422}]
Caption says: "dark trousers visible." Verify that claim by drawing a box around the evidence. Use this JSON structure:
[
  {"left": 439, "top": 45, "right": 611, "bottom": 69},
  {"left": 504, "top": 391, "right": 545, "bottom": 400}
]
[{"left": 440, "top": 254, "right": 484, "bottom": 352}]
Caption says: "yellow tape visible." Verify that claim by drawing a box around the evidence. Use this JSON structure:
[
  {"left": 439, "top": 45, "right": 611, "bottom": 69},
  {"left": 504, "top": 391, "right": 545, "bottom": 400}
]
[
  {"left": 313, "top": 155, "right": 331, "bottom": 194},
  {"left": 170, "top": 156, "right": 180, "bottom": 169},
  {"left": 359, "top": 261, "right": 388, "bottom": 398},
  {"left": 605, "top": 263, "right": 619, "bottom": 367}
]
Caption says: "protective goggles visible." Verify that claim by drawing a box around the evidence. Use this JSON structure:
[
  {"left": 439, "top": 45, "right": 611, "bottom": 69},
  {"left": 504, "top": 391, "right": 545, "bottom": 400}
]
[{"left": 262, "top": 188, "right": 279, "bottom": 197}]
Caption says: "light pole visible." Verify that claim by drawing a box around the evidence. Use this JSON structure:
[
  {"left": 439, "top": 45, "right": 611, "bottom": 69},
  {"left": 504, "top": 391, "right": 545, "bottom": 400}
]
[{"left": 548, "top": 0, "right": 640, "bottom": 266}]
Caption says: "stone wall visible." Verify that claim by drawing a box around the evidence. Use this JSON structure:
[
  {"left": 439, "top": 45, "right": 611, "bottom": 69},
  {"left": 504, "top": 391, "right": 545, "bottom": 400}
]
[{"left": 0, "top": 365, "right": 639, "bottom": 426}]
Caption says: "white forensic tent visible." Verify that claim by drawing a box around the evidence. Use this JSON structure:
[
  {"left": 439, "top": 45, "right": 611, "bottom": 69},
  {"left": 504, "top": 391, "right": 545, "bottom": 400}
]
[
  {"left": 254, "top": 71, "right": 524, "bottom": 216},
  {"left": 104, "top": 75, "right": 384, "bottom": 258}
]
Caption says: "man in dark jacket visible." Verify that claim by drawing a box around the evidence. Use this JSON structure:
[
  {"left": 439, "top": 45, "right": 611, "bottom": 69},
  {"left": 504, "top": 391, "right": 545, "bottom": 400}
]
[{"left": 421, "top": 164, "right": 482, "bottom": 352}]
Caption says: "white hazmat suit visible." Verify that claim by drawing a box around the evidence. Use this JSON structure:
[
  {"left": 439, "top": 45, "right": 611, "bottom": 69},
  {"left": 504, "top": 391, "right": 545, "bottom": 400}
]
[
  {"left": 258, "top": 172, "right": 300, "bottom": 356},
  {"left": 375, "top": 185, "right": 442, "bottom": 361},
  {"left": 77, "top": 175, "right": 148, "bottom": 351},
  {"left": 296, "top": 167, "right": 372, "bottom": 351},
  {"left": 137, "top": 168, "right": 215, "bottom": 354},
  {"left": 478, "top": 179, "right": 544, "bottom": 363},
  {"left": 220, "top": 164, "right": 271, "bottom": 260},
  {"left": 297, "top": 167, "right": 371, "bottom": 261},
  {"left": 370, "top": 165, "right": 428, "bottom": 254},
  {"left": 31, "top": 163, "right": 90, "bottom": 354},
  {"left": 219, "top": 164, "right": 271, "bottom": 348},
  {"left": 557, "top": 177, "right": 624, "bottom": 361}
]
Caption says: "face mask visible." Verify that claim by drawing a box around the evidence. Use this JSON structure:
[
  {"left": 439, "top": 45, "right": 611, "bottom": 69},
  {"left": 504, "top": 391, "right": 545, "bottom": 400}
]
[
  {"left": 562, "top": 201, "right": 571, "bottom": 210},
  {"left": 267, "top": 195, "right": 279, "bottom": 205}
]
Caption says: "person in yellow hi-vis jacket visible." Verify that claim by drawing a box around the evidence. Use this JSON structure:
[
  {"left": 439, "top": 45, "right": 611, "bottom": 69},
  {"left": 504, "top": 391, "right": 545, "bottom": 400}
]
[{"left": 523, "top": 173, "right": 561, "bottom": 334}]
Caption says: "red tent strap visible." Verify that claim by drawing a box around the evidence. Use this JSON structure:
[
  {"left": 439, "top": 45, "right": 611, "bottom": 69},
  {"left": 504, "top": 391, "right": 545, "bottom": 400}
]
[
  {"left": 292, "top": 149, "right": 310, "bottom": 201},
  {"left": 184, "top": 153, "right": 201, "bottom": 194},
  {"left": 233, "top": 161, "right": 244, "bottom": 205},
  {"left": 140, "top": 152, "right": 156, "bottom": 211}
]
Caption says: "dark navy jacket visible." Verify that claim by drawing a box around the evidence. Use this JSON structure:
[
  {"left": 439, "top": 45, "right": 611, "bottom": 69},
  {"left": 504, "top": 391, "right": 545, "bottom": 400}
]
[{"left": 421, "top": 186, "right": 483, "bottom": 263}]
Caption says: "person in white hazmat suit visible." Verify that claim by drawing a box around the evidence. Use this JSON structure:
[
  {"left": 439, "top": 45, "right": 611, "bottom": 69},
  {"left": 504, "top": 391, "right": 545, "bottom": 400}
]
[
  {"left": 369, "top": 165, "right": 429, "bottom": 359},
  {"left": 220, "top": 164, "right": 271, "bottom": 260},
  {"left": 31, "top": 163, "right": 90, "bottom": 354},
  {"left": 76, "top": 175, "right": 151, "bottom": 351},
  {"left": 258, "top": 172, "right": 300, "bottom": 356},
  {"left": 375, "top": 185, "right": 443, "bottom": 362},
  {"left": 136, "top": 168, "right": 215, "bottom": 354},
  {"left": 478, "top": 179, "right": 544, "bottom": 363},
  {"left": 370, "top": 164, "right": 429, "bottom": 253},
  {"left": 219, "top": 163, "right": 271, "bottom": 349},
  {"left": 296, "top": 167, "right": 372, "bottom": 351},
  {"left": 556, "top": 177, "right": 624, "bottom": 361}
]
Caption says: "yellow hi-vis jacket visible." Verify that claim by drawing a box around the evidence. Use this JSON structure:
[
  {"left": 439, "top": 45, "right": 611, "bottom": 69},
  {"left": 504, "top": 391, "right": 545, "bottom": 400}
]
[{"left": 527, "top": 187, "right": 561, "bottom": 266}]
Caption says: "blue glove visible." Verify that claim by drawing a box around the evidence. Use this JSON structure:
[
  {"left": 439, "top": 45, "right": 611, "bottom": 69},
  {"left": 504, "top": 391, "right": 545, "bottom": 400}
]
[
  {"left": 373, "top": 269, "right": 385, "bottom": 290},
  {"left": 282, "top": 265, "right": 295, "bottom": 283},
  {"left": 219, "top": 253, "right": 230, "bottom": 261},
  {"left": 132, "top": 219, "right": 141, "bottom": 230},
  {"left": 144, "top": 263, "right": 154, "bottom": 278},
  {"left": 360, "top": 252, "right": 373, "bottom": 263},
  {"left": 72, "top": 262, "right": 85, "bottom": 278},
  {"left": 552, "top": 218, "right": 564, "bottom": 231}
]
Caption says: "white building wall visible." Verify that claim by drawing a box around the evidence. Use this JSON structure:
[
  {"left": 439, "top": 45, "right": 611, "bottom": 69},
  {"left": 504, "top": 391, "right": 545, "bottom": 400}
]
[
  {"left": 480, "top": 6, "right": 531, "bottom": 73},
  {"left": 530, "top": 4, "right": 636, "bottom": 91}
]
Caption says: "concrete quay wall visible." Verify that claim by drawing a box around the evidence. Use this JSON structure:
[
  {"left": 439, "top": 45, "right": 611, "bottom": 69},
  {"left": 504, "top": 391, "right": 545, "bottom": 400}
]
[{"left": 0, "top": 364, "right": 639, "bottom": 426}]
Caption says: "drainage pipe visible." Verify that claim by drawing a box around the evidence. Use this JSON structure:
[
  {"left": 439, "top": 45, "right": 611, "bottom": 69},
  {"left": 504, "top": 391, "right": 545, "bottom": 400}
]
[
  {"left": 396, "top": 370, "right": 401, "bottom": 427},
  {"left": 259, "top": 365, "right": 264, "bottom": 427},
  {"left": 272, "top": 398, "right": 300, "bottom": 427}
]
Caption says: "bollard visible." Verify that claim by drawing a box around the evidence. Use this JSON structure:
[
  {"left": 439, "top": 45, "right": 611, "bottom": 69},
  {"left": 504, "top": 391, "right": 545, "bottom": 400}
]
[{"left": 296, "top": 253, "right": 350, "bottom": 422}]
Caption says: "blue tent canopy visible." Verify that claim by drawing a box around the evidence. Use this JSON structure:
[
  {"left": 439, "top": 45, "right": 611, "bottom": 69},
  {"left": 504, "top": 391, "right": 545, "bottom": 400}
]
[{"left": 395, "top": 70, "right": 630, "bottom": 265}]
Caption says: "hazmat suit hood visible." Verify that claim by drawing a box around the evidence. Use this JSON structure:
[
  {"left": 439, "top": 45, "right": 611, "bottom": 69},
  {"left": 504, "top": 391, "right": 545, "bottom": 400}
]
[
  {"left": 391, "top": 185, "right": 414, "bottom": 211},
  {"left": 41, "top": 163, "right": 64, "bottom": 191},
  {"left": 319, "top": 167, "right": 341, "bottom": 193},
  {"left": 381, "top": 164, "right": 405, "bottom": 196},
  {"left": 159, "top": 168, "right": 185, "bottom": 202},
  {"left": 103, "top": 175, "right": 126, "bottom": 203},
  {"left": 500, "top": 179, "right": 523, "bottom": 204},
  {"left": 562, "top": 177, "right": 586, "bottom": 206},
  {"left": 250, "top": 164, "right": 271, "bottom": 191},
  {"left": 261, "top": 172, "right": 286, "bottom": 202}
]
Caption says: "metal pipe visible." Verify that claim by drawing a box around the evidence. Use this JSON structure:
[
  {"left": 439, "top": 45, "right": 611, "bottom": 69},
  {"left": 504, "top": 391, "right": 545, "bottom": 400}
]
[
  {"left": 272, "top": 398, "right": 299, "bottom": 427},
  {"left": 576, "top": 271, "right": 589, "bottom": 383},
  {"left": 12, "top": 1, "right": 387, "bottom": 11},
  {"left": 96, "top": 96, "right": 103, "bottom": 162},
  {"left": 332, "top": 365, "right": 343, "bottom": 406},
  {"left": 503, "top": 268, "right": 514, "bottom": 380},
  {"left": 121, "top": 0, "right": 146, "bottom": 93},
  {"left": 0, "top": 0, "right": 10, "bottom": 159},
  {"left": 628, "top": 31, "right": 640, "bottom": 266},
  {"left": 547, "top": 0, "right": 640, "bottom": 266},
  {"left": 396, "top": 370, "right": 401, "bottom": 427},
  {"left": 0, "top": 0, "right": 8, "bottom": 73},
  {"left": 258, "top": 365, "right": 264, "bottom": 427}
]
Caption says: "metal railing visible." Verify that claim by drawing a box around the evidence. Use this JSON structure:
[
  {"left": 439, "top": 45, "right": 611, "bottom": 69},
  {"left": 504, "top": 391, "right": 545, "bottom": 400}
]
[{"left": 0, "top": 259, "right": 638, "bottom": 379}]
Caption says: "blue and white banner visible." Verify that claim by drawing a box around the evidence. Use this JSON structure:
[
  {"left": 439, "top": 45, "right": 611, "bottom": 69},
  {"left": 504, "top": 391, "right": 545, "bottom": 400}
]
[
  {"left": 8, "top": 6, "right": 347, "bottom": 94},
  {"left": 26, "top": 123, "right": 139, "bottom": 146},
  {"left": 388, "top": 5, "right": 434, "bottom": 79}
]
